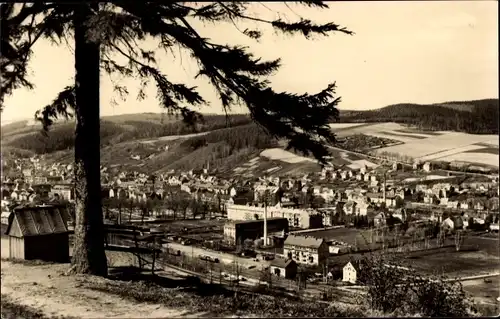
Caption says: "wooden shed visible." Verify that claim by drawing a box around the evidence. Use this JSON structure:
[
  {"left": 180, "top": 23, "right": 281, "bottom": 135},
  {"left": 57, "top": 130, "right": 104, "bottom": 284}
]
[
  {"left": 5, "top": 205, "right": 70, "bottom": 262},
  {"left": 269, "top": 258, "right": 298, "bottom": 280}
]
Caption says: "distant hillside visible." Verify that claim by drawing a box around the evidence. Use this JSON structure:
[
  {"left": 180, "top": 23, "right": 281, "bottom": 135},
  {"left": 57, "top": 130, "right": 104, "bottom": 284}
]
[
  {"left": 1, "top": 113, "right": 289, "bottom": 176},
  {"left": 337, "top": 99, "right": 499, "bottom": 134},
  {"left": 29, "top": 122, "right": 280, "bottom": 175},
  {"left": 3, "top": 114, "right": 252, "bottom": 154},
  {"left": 1, "top": 120, "right": 30, "bottom": 134}
]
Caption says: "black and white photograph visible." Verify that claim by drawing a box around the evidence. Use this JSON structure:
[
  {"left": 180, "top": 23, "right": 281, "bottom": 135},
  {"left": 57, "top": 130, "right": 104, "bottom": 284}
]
[{"left": 1, "top": 1, "right": 498, "bottom": 317}]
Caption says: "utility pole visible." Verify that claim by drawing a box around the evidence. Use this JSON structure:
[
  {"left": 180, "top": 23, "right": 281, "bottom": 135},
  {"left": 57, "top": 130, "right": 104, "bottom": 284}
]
[
  {"left": 263, "top": 188, "right": 273, "bottom": 247},
  {"left": 324, "top": 261, "right": 328, "bottom": 284},
  {"left": 383, "top": 171, "right": 387, "bottom": 205}
]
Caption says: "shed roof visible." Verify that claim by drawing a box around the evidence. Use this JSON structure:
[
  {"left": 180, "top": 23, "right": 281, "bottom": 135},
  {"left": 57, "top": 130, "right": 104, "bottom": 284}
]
[
  {"left": 6, "top": 205, "right": 69, "bottom": 237},
  {"left": 270, "top": 258, "right": 296, "bottom": 269},
  {"left": 284, "top": 234, "right": 324, "bottom": 248},
  {"left": 227, "top": 217, "right": 288, "bottom": 226}
]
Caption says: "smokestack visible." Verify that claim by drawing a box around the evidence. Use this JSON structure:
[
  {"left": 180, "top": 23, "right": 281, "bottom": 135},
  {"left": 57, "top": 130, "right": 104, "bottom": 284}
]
[
  {"left": 264, "top": 190, "right": 268, "bottom": 246},
  {"left": 383, "top": 172, "right": 387, "bottom": 206}
]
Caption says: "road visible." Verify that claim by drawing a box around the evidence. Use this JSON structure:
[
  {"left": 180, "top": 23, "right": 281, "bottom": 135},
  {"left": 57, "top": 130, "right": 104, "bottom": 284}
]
[
  {"left": 445, "top": 272, "right": 500, "bottom": 283},
  {"left": 154, "top": 257, "right": 357, "bottom": 303},
  {"left": 162, "top": 241, "right": 272, "bottom": 269}
]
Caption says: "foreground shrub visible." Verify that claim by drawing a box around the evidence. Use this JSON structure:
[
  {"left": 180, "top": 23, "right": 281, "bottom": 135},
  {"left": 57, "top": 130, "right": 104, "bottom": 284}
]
[
  {"left": 83, "top": 277, "right": 365, "bottom": 317},
  {"left": 359, "top": 254, "right": 478, "bottom": 317}
]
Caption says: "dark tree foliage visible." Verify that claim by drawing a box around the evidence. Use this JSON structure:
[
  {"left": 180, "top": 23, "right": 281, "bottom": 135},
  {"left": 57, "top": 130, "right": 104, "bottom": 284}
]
[
  {"left": 180, "top": 123, "right": 276, "bottom": 151},
  {"left": 2, "top": 2, "right": 350, "bottom": 160},
  {"left": 359, "top": 254, "right": 476, "bottom": 317},
  {"left": 8, "top": 120, "right": 123, "bottom": 153},
  {"left": 115, "top": 114, "right": 252, "bottom": 142},
  {"left": 1, "top": 2, "right": 351, "bottom": 276}
]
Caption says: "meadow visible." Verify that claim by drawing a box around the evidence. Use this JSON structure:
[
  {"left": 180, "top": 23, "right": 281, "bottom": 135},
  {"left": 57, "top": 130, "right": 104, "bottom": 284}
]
[{"left": 329, "top": 122, "right": 499, "bottom": 168}]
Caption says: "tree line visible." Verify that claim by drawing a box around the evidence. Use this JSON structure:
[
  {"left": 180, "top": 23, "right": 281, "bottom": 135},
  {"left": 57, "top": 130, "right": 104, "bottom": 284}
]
[
  {"left": 113, "top": 114, "right": 252, "bottom": 143},
  {"left": 7, "top": 120, "right": 125, "bottom": 154},
  {"left": 101, "top": 192, "right": 223, "bottom": 223},
  {"left": 166, "top": 123, "right": 278, "bottom": 171},
  {"left": 7, "top": 115, "right": 253, "bottom": 155},
  {"left": 339, "top": 100, "right": 499, "bottom": 134}
]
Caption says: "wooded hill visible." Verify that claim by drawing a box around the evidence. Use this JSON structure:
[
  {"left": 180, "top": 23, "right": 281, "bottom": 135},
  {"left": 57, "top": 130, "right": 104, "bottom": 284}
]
[
  {"left": 2, "top": 99, "right": 497, "bottom": 175},
  {"left": 3, "top": 114, "right": 253, "bottom": 154},
  {"left": 338, "top": 99, "right": 499, "bottom": 134}
]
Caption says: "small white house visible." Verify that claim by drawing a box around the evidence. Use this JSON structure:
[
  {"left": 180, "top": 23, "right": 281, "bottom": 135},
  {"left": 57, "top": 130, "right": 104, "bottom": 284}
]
[
  {"left": 423, "top": 162, "right": 432, "bottom": 172},
  {"left": 489, "top": 224, "right": 499, "bottom": 232},
  {"left": 441, "top": 217, "right": 455, "bottom": 230},
  {"left": 342, "top": 261, "right": 360, "bottom": 284}
]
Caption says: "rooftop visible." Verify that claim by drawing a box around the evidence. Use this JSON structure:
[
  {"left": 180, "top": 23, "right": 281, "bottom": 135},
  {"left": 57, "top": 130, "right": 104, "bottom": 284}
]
[
  {"left": 284, "top": 234, "right": 324, "bottom": 248},
  {"left": 6, "top": 205, "right": 70, "bottom": 237},
  {"left": 226, "top": 217, "right": 288, "bottom": 226},
  {"left": 270, "top": 258, "right": 296, "bottom": 268}
]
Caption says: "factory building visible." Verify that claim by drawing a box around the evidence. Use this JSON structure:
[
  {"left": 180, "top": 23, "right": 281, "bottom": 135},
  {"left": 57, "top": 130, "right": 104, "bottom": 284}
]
[
  {"left": 226, "top": 203, "right": 322, "bottom": 229},
  {"left": 223, "top": 217, "right": 289, "bottom": 245}
]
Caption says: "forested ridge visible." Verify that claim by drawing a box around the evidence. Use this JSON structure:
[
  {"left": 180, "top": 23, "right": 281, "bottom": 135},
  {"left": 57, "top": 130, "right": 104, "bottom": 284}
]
[
  {"left": 4, "top": 118, "right": 278, "bottom": 174},
  {"left": 6, "top": 99, "right": 498, "bottom": 159},
  {"left": 113, "top": 114, "right": 252, "bottom": 142},
  {"left": 6, "top": 114, "right": 252, "bottom": 154},
  {"left": 338, "top": 99, "right": 499, "bottom": 134},
  {"left": 166, "top": 123, "right": 278, "bottom": 171}
]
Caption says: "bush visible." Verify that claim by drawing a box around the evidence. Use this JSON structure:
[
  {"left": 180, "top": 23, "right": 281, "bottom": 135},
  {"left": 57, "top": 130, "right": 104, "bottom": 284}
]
[
  {"left": 359, "top": 254, "right": 477, "bottom": 317},
  {"left": 83, "top": 275, "right": 365, "bottom": 317}
]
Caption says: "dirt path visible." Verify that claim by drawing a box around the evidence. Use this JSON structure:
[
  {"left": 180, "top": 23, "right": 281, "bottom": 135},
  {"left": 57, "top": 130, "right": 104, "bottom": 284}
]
[{"left": 0, "top": 260, "right": 208, "bottom": 318}]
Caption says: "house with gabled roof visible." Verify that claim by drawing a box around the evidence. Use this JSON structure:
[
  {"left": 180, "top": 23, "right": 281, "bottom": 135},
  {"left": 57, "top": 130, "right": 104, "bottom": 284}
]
[
  {"left": 5, "top": 205, "right": 71, "bottom": 262},
  {"left": 283, "top": 234, "right": 329, "bottom": 266},
  {"left": 269, "top": 258, "right": 298, "bottom": 279},
  {"left": 343, "top": 258, "right": 365, "bottom": 284}
]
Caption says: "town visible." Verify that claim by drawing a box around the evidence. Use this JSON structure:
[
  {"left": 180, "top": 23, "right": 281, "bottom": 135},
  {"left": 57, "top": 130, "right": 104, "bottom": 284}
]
[
  {"left": 1, "top": 1, "right": 498, "bottom": 317},
  {"left": 2, "top": 151, "right": 499, "bottom": 310}
]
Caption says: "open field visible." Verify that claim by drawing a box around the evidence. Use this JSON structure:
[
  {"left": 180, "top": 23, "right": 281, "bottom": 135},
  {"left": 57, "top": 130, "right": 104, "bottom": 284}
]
[
  {"left": 446, "top": 153, "right": 499, "bottom": 167},
  {"left": 418, "top": 144, "right": 495, "bottom": 161},
  {"left": 296, "top": 227, "right": 373, "bottom": 247},
  {"left": 260, "top": 148, "right": 316, "bottom": 164},
  {"left": 392, "top": 128, "right": 443, "bottom": 136},
  {"left": 328, "top": 122, "right": 499, "bottom": 168},
  {"left": 330, "top": 122, "right": 437, "bottom": 139},
  {"left": 329, "top": 123, "right": 370, "bottom": 130},
  {"left": 402, "top": 247, "right": 499, "bottom": 277},
  {"left": 376, "top": 131, "right": 428, "bottom": 140},
  {"left": 140, "top": 131, "right": 213, "bottom": 144},
  {"left": 464, "top": 147, "right": 499, "bottom": 155},
  {"left": 375, "top": 132, "right": 498, "bottom": 164},
  {"left": 326, "top": 147, "right": 379, "bottom": 168},
  {"left": 231, "top": 155, "right": 322, "bottom": 177}
]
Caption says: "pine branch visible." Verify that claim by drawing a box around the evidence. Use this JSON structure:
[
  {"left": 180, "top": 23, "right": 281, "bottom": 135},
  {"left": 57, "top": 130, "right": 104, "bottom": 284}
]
[
  {"left": 35, "top": 86, "right": 76, "bottom": 132},
  {"left": 109, "top": 41, "right": 206, "bottom": 124},
  {"left": 215, "top": 1, "right": 353, "bottom": 38}
]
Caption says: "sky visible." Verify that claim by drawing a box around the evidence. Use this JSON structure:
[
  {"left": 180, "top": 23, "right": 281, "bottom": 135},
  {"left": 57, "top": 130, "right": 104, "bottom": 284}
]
[{"left": 1, "top": 1, "right": 498, "bottom": 124}]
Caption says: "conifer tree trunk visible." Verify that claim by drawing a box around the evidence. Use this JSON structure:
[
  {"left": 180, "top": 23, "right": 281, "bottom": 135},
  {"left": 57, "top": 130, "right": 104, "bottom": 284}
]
[{"left": 71, "top": 3, "right": 108, "bottom": 276}]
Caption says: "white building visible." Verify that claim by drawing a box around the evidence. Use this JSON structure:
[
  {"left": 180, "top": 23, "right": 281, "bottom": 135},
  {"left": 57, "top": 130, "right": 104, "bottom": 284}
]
[
  {"left": 226, "top": 204, "right": 319, "bottom": 229},
  {"left": 283, "top": 234, "right": 329, "bottom": 266},
  {"left": 342, "top": 261, "right": 359, "bottom": 284}
]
